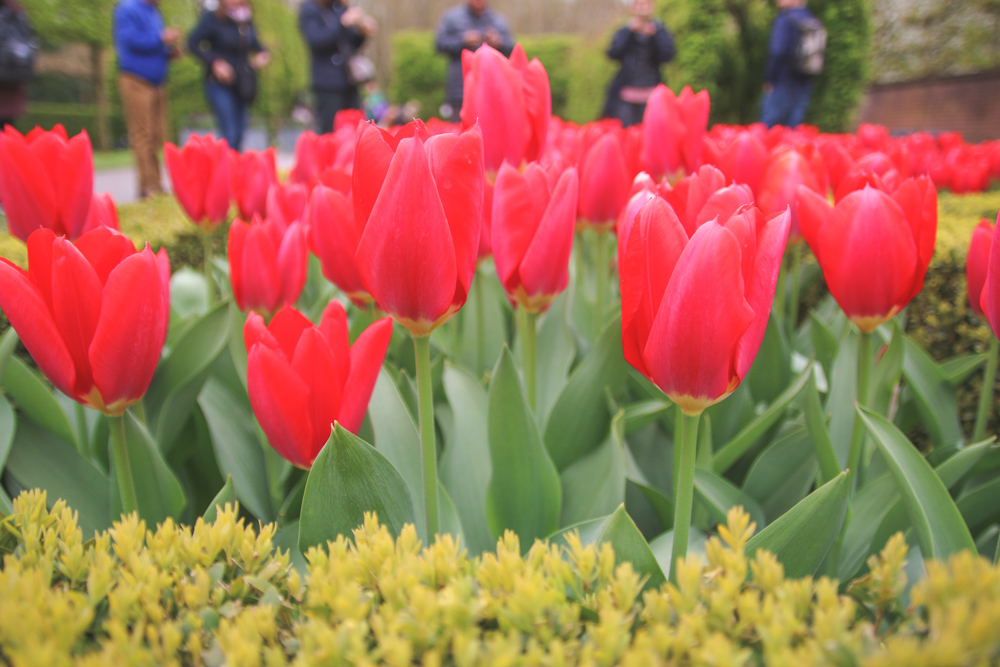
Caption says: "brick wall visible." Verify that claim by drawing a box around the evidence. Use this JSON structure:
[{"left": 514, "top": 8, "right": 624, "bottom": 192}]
[{"left": 856, "top": 68, "right": 1000, "bottom": 142}]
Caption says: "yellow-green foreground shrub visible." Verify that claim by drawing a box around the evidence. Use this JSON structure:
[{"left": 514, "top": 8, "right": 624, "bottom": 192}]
[{"left": 1, "top": 490, "right": 998, "bottom": 666}]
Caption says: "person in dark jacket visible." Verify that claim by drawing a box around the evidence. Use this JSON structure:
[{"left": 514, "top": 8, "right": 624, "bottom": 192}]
[
  {"left": 113, "top": 0, "right": 180, "bottom": 197},
  {"left": 0, "top": 0, "right": 30, "bottom": 127},
  {"left": 605, "top": 0, "right": 675, "bottom": 127},
  {"left": 760, "top": 0, "right": 816, "bottom": 128},
  {"left": 298, "top": 0, "right": 376, "bottom": 134},
  {"left": 434, "top": 0, "right": 513, "bottom": 123},
  {"left": 188, "top": 0, "right": 269, "bottom": 151}
]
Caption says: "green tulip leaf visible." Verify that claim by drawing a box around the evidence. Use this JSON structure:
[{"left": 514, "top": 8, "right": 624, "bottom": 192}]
[
  {"left": 746, "top": 315, "right": 792, "bottom": 404},
  {"left": 0, "top": 394, "right": 15, "bottom": 473},
  {"left": 560, "top": 411, "right": 627, "bottom": 527},
  {"left": 694, "top": 467, "right": 767, "bottom": 530},
  {"left": 169, "top": 268, "right": 210, "bottom": 320},
  {"left": 440, "top": 363, "right": 493, "bottom": 554},
  {"left": 551, "top": 504, "right": 666, "bottom": 590},
  {"left": 543, "top": 316, "right": 628, "bottom": 470},
  {"left": 743, "top": 425, "right": 819, "bottom": 522},
  {"left": 2, "top": 356, "right": 78, "bottom": 448},
  {"left": 4, "top": 418, "right": 110, "bottom": 536},
  {"left": 958, "top": 477, "right": 1000, "bottom": 537},
  {"left": 649, "top": 526, "right": 708, "bottom": 576},
  {"left": 624, "top": 399, "right": 672, "bottom": 436},
  {"left": 487, "top": 347, "right": 561, "bottom": 547},
  {"left": 198, "top": 378, "right": 275, "bottom": 522},
  {"left": 298, "top": 424, "right": 415, "bottom": 551},
  {"left": 857, "top": 406, "right": 975, "bottom": 559},
  {"left": 870, "top": 320, "right": 905, "bottom": 416},
  {"left": 802, "top": 370, "right": 842, "bottom": 483},
  {"left": 940, "top": 353, "right": 988, "bottom": 387},
  {"left": 202, "top": 475, "right": 236, "bottom": 524},
  {"left": 272, "top": 520, "right": 309, "bottom": 573},
  {"left": 145, "top": 300, "right": 231, "bottom": 452},
  {"left": 901, "top": 337, "right": 964, "bottom": 448},
  {"left": 745, "top": 472, "right": 850, "bottom": 579},
  {"left": 825, "top": 329, "right": 858, "bottom": 467},
  {"left": 809, "top": 311, "right": 839, "bottom": 381},
  {"left": 535, "top": 294, "right": 578, "bottom": 421},
  {"left": 109, "top": 412, "right": 186, "bottom": 524}
]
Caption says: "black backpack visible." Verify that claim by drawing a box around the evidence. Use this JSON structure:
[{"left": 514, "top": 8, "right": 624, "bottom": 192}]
[
  {"left": 0, "top": 6, "right": 37, "bottom": 84},
  {"left": 792, "top": 16, "right": 827, "bottom": 77}
]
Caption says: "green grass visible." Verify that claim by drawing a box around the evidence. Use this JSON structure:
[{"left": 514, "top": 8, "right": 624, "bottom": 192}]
[{"left": 92, "top": 150, "right": 136, "bottom": 171}]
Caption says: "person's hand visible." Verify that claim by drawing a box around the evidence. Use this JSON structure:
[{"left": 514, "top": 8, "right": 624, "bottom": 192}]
[
  {"left": 628, "top": 17, "right": 654, "bottom": 35},
  {"left": 161, "top": 27, "right": 180, "bottom": 45},
  {"left": 251, "top": 51, "right": 271, "bottom": 69},
  {"left": 463, "top": 30, "right": 482, "bottom": 47},
  {"left": 212, "top": 59, "right": 235, "bottom": 84},
  {"left": 484, "top": 28, "right": 503, "bottom": 47},
  {"left": 341, "top": 6, "right": 363, "bottom": 27},
  {"left": 762, "top": 82, "right": 773, "bottom": 94},
  {"left": 359, "top": 15, "right": 377, "bottom": 36}
]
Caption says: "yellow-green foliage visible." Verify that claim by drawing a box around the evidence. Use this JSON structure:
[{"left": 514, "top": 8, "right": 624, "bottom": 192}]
[{"left": 3, "top": 491, "right": 1000, "bottom": 665}]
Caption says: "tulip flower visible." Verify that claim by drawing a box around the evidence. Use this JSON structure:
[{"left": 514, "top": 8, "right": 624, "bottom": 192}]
[
  {"left": 620, "top": 194, "right": 789, "bottom": 580},
  {"left": 757, "top": 145, "right": 828, "bottom": 242},
  {"left": 970, "top": 215, "right": 998, "bottom": 441},
  {"left": 266, "top": 182, "right": 310, "bottom": 234},
  {"left": 796, "top": 178, "right": 937, "bottom": 334},
  {"left": 0, "top": 226, "right": 170, "bottom": 415},
  {"left": 660, "top": 165, "right": 755, "bottom": 238},
  {"left": 0, "top": 124, "right": 93, "bottom": 242},
  {"left": 641, "top": 85, "right": 710, "bottom": 180},
  {"left": 83, "top": 193, "right": 120, "bottom": 234},
  {"left": 228, "top": 215, "right": 308, "bottom": 316},
  {"left": 709, "top": 130, "right": 768, "bottom": 197},
  {"left": 616, "top": 173, "right": 657, "bottom": 272},
  {"left": 355, "top": 121, "right": 484, "bottom": 536},
  {"left": 461, "top": 43, "right": 550, "bottom": 173},
  {"left": 230, "top": 148, "right": 277, "bottom": 221},
  {"left": 308, "top": 183, "right": 371, "bottom": 306},
  {"left": 245, "top": 302, "right": 392, "bottom": 469},
  {"left": 164, "top": 134, "right": 231, "bottom": 229},
  {"left": 578, "top": 133, "right": 630, "bottom": 230}
]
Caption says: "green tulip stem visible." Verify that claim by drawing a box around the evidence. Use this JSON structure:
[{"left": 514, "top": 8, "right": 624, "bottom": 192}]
[
  {"left": 414, "top": 335, "right": 439, "bottom": 538},
  {"left": 775, "top": 261, "right": 788, "bottom": 330},
  {"left": 846, "top": 331, "right": 873, "bottom": 491},
  {"left": 74, "top": 403, "right": 90, "bottom": 456},
  {"left": 202, "top": 231, "right": 215, "bottom": 305},
  {"left": 788, "top": 245, "right": 802, "bottom": 333},
  {"left": 108, "top": 414, "right": 139, "bottom": 517},
  {"left": 519, "top": 309, "right": 538, "bottom": 412},
  {"left": 595, "top": 229, "right": 608, "bottom": 336},
  {"left": 973, "top": 336, "right": 999, "bottom": 442},
  {"left": 670, "top": 411, "right": 700, "bottom": 582},
  {"left": 475, "top": 270, "right": 485, "bottom": 375}
]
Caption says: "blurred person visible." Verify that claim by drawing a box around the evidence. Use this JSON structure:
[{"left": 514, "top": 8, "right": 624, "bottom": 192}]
[
  {"left": 299, "top": 0, "right": 376, "bottom": 134},
  {"left": 760, "top": 0, "right": 825, "bottom": 128},
  {"left": 188, "top": 0, "right": 269, "bottom": 151},
  {"left": 434, "top": 0, "right": 513, "bottom": 123},
  {"left": 0, "top": 0, "right": 35, "bottom": 128},
  {"left": 114, "top": 0, "right": 181, "bottom": 198},
  {"left": 605, "top": 0, "right": 675, "bottom": 127}
]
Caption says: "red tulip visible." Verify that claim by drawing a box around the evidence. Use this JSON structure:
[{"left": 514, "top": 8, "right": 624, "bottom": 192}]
[
  {"left": 461, "top": 43, "right": 550, "bottom": 173},
  {"left": 164, "top": 134, "right": 231, "bottom": 229},
  {"left": 616, "top": 173, "right": 657, "bottom": 272},
  {"left": 83, "top": 193, "right": 120, "bottom": 234},
  {"left": 0, "top": 124, "right": 93, "bottom": 242},
  {"left": 578, "top": 132, "right": 630, "bottom": 229},
  {"left": 641, "top": 85, "right": 710, "bottom": 179},
  {"left": 660, "top": 165, "right": 755, "bottom": 238},
  {"left": 981, "top": 211, "right": 1000, "bottom": 339},
  {"left": 308, "top": 183, "right": 371, "bottom": 306},
  {"left": 712, "top": 130, "right": 768, "bottom": 197},
  {"left": 228, "top": 215, "right": 308, "bottom": 316},
  {"left": 620, "top": 196, "right": 790, "bottom": 414},
  {"left": 757, "top": 145, "right": 828, "bottom": 243},
  {"left": 968, "top": 218, "right": 993, "bottom": 318},
  {"left": 491, "top": 162, "right": 579, "bottom": 311},
  {"left": 266, "top": 182, "right": 309, "bottom": 234},
  {"left": 0, "top": 227, "right": 170, "bottom": 415},
  {"left": 230, "top": 148, "right": 277, "bottom": 221},
  {"left": 355, "top": 124, "right": 484, "bottom": 336},
  {"left": 796, "top": 177, "right": 937, "bottom": 333},
  {"left": 244, "top": 302, "right": 392, "bottom": 468}
]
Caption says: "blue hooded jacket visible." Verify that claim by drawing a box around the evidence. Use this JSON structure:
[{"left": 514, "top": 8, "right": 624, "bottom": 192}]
[{"left": 113, "top": 0, "right": 172, "bottom": 86}]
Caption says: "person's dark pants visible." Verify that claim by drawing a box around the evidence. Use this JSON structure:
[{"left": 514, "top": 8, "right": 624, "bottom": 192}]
[
  {"left": 615, "top": 100, "right": 647, "bottom": 128},
  {"left": 315, "top": 88, "right": 361, "bottom": 134},
  {"left": 205, "top": 79, "right": 249, "bottom": 151},
  {"left": 759, "top": 79, "right": 815, "bottom": 129}
]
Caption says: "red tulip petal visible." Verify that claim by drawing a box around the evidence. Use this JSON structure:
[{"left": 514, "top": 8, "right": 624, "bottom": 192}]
[
  {"left": 318, "top": 300, "right": 351, "bottom": 384},
  {"left": 461, "top": 46, "right": 530, "bottom": 172},
  {"left": 968, "top": 219, "right": 993, "bottom": 316},
  {"left": 0, "top": 131, "right": 58, "bottom": 240},
  {"left": 644, "top": 220, "right": 755, "bottom": 412},
  {"left": 309, "top": 186, "right": 366, "bottom": 298},
  {"left": 278, "top": 222, "right": 309, "bottom": 308},
  {"left": 244, "top": 310, "right": 277, "bottom": 352},
  {"left": 247, "top": 344, "right": 314, "bottom": 468},
  {"left": 164, "top": 142, "right": 207, "bottom": 223},
  {"left": 352, "top": 122, "right": 396, "bottom": 227},
  {"left": 892, "top": 177, "right": 938, "bottom": 304},
  {"left": 579, "top": 133, "right": 630, "bottom": 225},
  {"left": 491, "top": 162, "right": 542, "bottom": 290},
  {"left": 519, "top": 167, "right": 579, "bottom": 300},
  {"left": 73, "top": 227, "right": 137, "bottom": 287},
  {"left": 50, "top": 238, "right": 103, "bottom": 397},
  {"left": 238, "top": 221, "right": 282, "bottom": 314},
  {"left": 641, "top": 85, "right": 684, "bottom": 179},
  {"left": 982, "top": 211, "right": 1000, "bottom": 337},
  {"left": 89, "top": 249, "right": 169, "bottom": 413},
  {"left": 291, "top": 327, "right": 343, "bottom": 462},
  {"left": 356, "top": 136, "right": 458, "bottom": 331},
  {"left": 339, "top": 316, "right": 393, "bottom": 433},
  {"left": 204, "top": 141, "right": 231, "bottom": 225},
  {"left": 522, "top": 58, "right": 551, "bottom": 163},
  {"left": 0, "top": 257, "right": 76, "bottom": 397},
  {"left": 59, "top": 131, "right": 95, "bottom": 239},
  {"left": 795, "top": 185, "right": 833, "bottom": 260},
  {"left": 266, "top": 306, "right": 314, "bottom": 360},
  {"left": 695, "top": 184, "right": 755, "bottom": 231},
  {"left": 25, "top": 228, "right": 56, "bottom": 308}
]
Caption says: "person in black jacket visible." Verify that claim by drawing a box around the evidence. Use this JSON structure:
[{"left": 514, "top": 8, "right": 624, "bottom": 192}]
[
  {"left": 298, "top": 0, "right": 376, "bottom": 134},
  {"left": 605, "top": 0, "right": 675, "bottom": 127},
  {"left": 188, "top": 0, "right": 269, "bottom": 151}
]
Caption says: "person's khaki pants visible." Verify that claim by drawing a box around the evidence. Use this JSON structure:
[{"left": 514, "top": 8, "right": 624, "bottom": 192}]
[{"left": 117, "top": 73, "right": 168, "bottom": 196}]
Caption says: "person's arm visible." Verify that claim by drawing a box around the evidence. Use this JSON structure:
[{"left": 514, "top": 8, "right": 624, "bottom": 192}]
[
  {"left": 115, "top": 4, "right": 165, "bottom": 54},
  {"left": 434, "top": 12, "right": 465, "bottom": 57},
  {"left": 764, "top": 14, "right": 792, "bottom": 84},
  {"left": 490, "top": 15, "right": 514, "bottom": 56},
  {"left": 651, "top": 23, "right": 676, "bottom": 64},
  {"left": 607, "top": 25, "right": 632, "bottom": 61},
  {"left": 299, "top": 3, "right": 344, "bottom": 51},
  {"left": 249, "top": 23, "right": 266, "bottom": 53},
  {"left": 186, "top": 14, "right": 220, "bottom": 65}
]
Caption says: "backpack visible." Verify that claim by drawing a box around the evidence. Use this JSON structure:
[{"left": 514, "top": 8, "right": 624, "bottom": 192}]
[
  {"left": 0, "top": 6, "right": 37, "bottom": 84},
  {"left": 792, "top": 16, "right": 827, "bottom": 77}
]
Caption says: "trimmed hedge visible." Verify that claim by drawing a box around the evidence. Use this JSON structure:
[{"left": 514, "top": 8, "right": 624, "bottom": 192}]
[
  {"left": 13, "top": 102, "right": 128, "bottom": 148},
  {"left": 2, "top": 490, "right": 999, "bottom": 665}
]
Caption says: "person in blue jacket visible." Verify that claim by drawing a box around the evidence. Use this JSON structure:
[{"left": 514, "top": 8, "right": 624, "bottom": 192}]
[
  {"left": 188, "top": 0, "right": 270, "bottom": 151},
  {"left": 760, "top": 0, "right": 817, "bottom": 128},
  {"left": 605, "top": 0, "right": 675, "bottom": 127},
  {"left": 298, "top": 0, "right": 376, "bottom": 134},
  {"left": 113, "top": 0, "right": 180, "bottom": 197}
]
